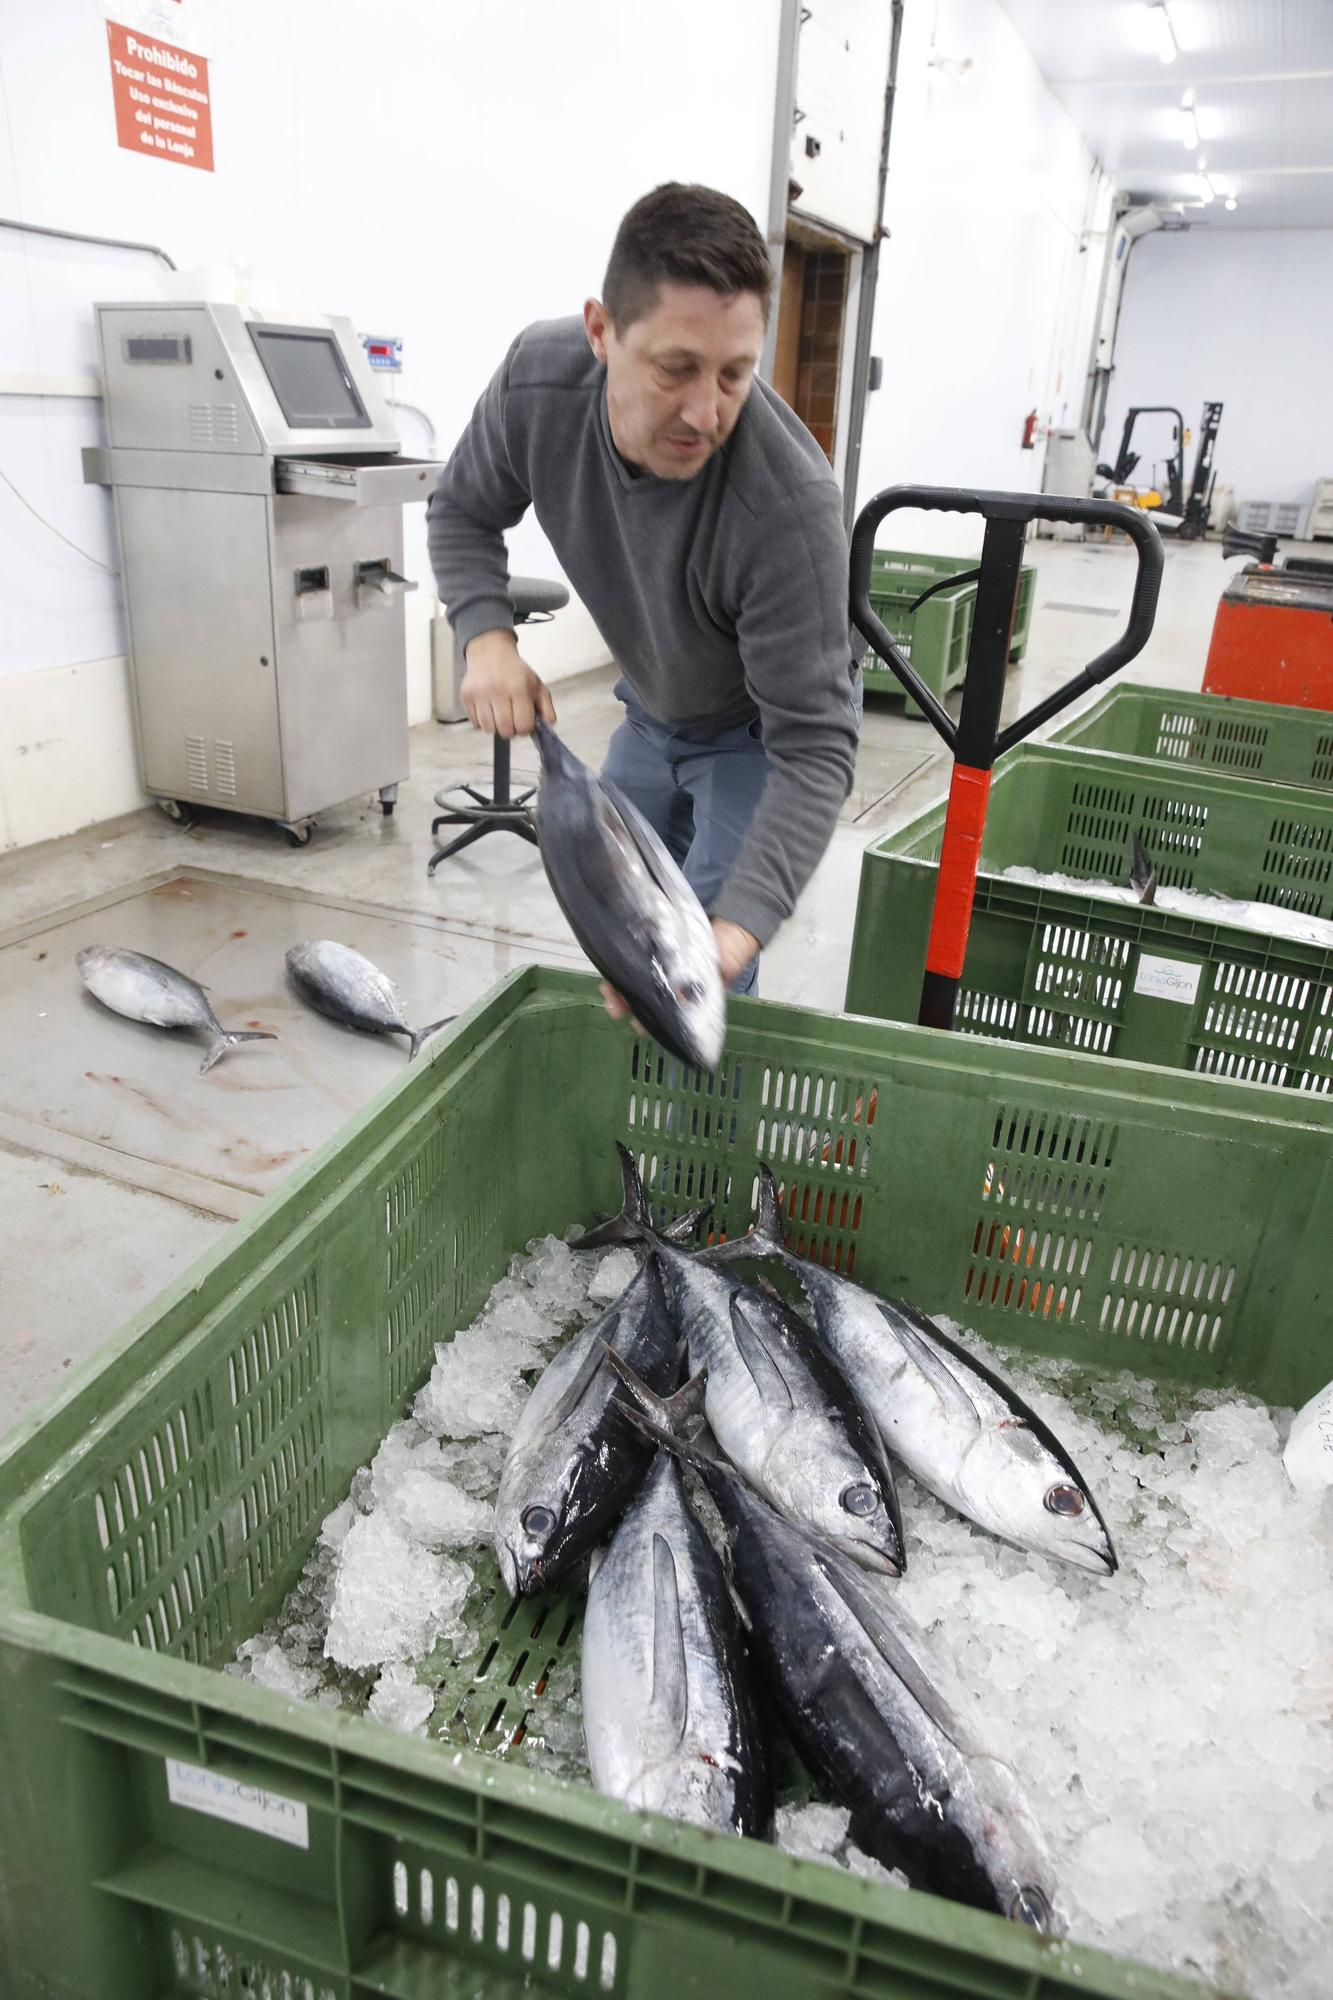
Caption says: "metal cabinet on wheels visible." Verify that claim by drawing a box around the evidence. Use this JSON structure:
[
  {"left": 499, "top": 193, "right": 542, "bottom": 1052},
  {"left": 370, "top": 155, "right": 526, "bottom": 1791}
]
[{"left": 84, "top": 302, "right": 446, "bottom": 844}]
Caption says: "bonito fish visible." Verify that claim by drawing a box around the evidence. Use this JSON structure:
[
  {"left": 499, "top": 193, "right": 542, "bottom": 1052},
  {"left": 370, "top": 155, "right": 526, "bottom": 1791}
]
[
  {"left": 608, "top": 1374, "right": 1060, "bottom": 1930},
  {"left": 285, "top": 940, "right": 452, "bottom": 1061},
  {"left": 532, "top": 721, "right": 725, "bottom": 1072},
  {"left": 714, "top": 1165, "right": 1116, "bottom": 1574},
  {"left": 582, "top": 1449, "right": 771, "bottom": 1837},
  {"left": 575, "top": 1146, "right": 905, "bottom": 1574},
  {"left": 76, "top": 945, "right": 275, "bottom": 1074}
]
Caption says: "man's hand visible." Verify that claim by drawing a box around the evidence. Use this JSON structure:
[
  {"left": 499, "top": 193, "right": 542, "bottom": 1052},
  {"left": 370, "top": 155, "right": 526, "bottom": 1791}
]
[
  {"left": 462, "top": 630, "right": 557, "bottom": 739},
  {"left": 711, "top": 917, "right": 760, "bottom": 988},
  {"left": 598, "top": 919, "right": 758, "bottom": 1030}
]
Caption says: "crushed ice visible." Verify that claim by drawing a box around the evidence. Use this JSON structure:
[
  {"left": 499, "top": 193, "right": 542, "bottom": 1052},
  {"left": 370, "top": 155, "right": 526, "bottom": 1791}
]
[
  {"left": 227, "top": 1242, "right": 1333, "bottom": 1999},
  {"left": 999, "top": 863, "right": 1333, "bottom": 950}
]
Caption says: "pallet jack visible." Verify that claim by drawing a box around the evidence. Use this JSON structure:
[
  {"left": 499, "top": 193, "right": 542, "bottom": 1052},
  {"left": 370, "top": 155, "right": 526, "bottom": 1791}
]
[
  {"left": 1096, "top": 401, "right": 1222, "bottom": 539},
  {"left": 850, "top": 488, "right": 1163, "bottom": 1029},
  {"left": 1202, "top": 525, "right": 1333, "bottom": 710}
]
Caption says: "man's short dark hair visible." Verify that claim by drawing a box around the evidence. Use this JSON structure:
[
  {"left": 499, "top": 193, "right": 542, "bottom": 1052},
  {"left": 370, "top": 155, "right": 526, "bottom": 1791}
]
[{"left": 602, "top": 184, "right": 773, "bottom": 332}]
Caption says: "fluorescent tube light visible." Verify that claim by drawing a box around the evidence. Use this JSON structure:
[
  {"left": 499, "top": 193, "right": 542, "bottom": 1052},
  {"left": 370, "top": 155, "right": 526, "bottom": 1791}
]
[
  {"left": 1146, "top": 2, "right": 1179, "bottom": 64},
  {"left": 1195, "top": 169, "right": 1216, "bottom": 205}
]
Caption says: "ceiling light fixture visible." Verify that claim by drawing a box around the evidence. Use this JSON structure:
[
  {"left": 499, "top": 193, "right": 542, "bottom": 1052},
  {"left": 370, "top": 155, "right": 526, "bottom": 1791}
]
[
  {"left": 1146, "top": 1, "right": 1179, "bottom": 64},
  {"left": 1195, "top": 166, "right": 1216, "bottom": 205},
  {"left": 1224, "top": 196, "right": 1238, "bottom": 211},
  {"left": 1179, "top": 93, "right": 1199, "bottom": 149}
]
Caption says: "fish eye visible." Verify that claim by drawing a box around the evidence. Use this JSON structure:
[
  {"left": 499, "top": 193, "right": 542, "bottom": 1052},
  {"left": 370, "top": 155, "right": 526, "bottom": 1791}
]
[
  {"left": 521, "top": 1504, "right": 556, "bottom": 1539},
  {"left": 1043, "top": 1483, "right": 1085, "bottom": 1519},
  {"left": 1011, "top": 1885, "right": 1052, "bottom": 1930},
  {"left": 840, "top": 1483, "right": 879, "bottom": 1518},
  {"left": 674, "top": 979, "right": 703, "bottom": 1005}
]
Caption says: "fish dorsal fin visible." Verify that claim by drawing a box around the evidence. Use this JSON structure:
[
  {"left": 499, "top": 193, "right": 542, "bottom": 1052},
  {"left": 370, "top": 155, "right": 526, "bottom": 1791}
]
[
  {"left": 545, "top": 1317, "right": 618, "bottom": 1431},
  {"left": 879, "top": 1304, "right": 983, "bottom": 1433},
  {"left": 650, "top": 1532, "right": 690, "bottom": 1747},
  {"left": 818, "top": 1549, "right": 985, "bottom": 1757},
  {"left": 730, "top": 1297, "right": 795, "bottom": 1410}
]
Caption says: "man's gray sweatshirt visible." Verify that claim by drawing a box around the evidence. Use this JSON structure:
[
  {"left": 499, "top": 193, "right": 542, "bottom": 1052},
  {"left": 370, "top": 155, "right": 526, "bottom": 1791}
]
[{"left": 426, "top": 316, "right": 858, "bottom": 948}]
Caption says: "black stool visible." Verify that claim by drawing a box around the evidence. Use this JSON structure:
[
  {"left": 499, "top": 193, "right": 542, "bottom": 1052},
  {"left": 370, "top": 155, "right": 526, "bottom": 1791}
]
[{"left": 427, "top": 576, "right": 569, "bottom": 875}]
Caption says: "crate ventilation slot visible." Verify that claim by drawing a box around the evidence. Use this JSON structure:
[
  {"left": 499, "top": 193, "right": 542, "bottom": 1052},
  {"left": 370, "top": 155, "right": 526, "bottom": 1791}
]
[
  {"left": 757, "top": 1064, "right": 877, "bottom": 1182},
  {"left": 233, "top": 1406, "right": 326, "bottom": 1603},
  {"left": 957, "top": 990, "right": 1020, "bottom": 1037},
  {"left": 964, "top": 1217, "right": 1089, "bottom": 1321},
  {"left": 628, "top": 1041, "right": 744, "bottom": 1153},
  {"left": 768, "top": 1170, "right": 864, "bottom": 1274},
  {"left": 170, "top": 1926, "right": 335, "bottom": 2000},
  {"left": 1152, "top": 709, "right": 1268, "bottom": 772},
  {"left": 1312, "top": 731, "right": 1333, "bottom": 786},
  {"left": 1098, "top": 1245, "right": 1234, "bottom": 1355},
  {"left": 638, "top": 1149, "right": 737, "bottom": 1240},
  {"left": 390, "top": 1862, "right": 619, "bottom": 1990},
  {"left": 92, "top": 1389, "right": 231, "bottom": 1658},
  {"left": 1060, "top": 778, "right": 1134, "bottom": 877},
  {"left": 1258, "top": 815, "right": 1333, "bottom": 916},
  {"left": 227, "top": 1275, "right": 320, "bottom": 1471}
]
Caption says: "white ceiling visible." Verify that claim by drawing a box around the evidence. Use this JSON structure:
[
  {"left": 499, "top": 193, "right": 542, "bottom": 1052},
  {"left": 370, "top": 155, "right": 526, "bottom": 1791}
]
[{"left": 997, "top": 0, "right": 1333, "bottom": 229}]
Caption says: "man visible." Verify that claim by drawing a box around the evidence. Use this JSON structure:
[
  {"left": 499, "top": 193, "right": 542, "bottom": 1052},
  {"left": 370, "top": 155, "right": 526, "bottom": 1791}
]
[{"left": 427, "top": 182, "right": 860, "bottom": 999}]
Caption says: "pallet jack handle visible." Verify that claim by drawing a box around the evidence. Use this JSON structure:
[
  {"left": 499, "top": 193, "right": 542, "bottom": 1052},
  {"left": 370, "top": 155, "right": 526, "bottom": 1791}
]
[{"left": 849, "top": 485, "right": 1164, "bottom": 1029}]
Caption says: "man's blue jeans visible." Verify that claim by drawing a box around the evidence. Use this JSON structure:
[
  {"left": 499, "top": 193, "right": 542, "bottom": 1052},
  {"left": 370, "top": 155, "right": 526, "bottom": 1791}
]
[{"left": 601, "top": 681, "right": 769, "bottom": 995}]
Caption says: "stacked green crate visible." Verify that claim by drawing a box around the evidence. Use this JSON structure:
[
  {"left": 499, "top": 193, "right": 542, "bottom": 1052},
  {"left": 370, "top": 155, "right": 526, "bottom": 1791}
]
[
  {"left": 845, "top": 742, "right": 1333, "bottom": 1088},
  {"left": 1054, "top": 682, "right": 1333, "bottom": 791},
  {"left": 859, "top": 550, "right": 1036, "bottom": 717},
  {"left": 7, "top": 967, "right": 1320, "bottom": 2000}
]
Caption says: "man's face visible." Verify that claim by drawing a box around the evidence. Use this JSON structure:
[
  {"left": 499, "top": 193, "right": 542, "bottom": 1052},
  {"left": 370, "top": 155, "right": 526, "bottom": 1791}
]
[{"left": 584, "top": 283, "right": 767, "bottom": 480}]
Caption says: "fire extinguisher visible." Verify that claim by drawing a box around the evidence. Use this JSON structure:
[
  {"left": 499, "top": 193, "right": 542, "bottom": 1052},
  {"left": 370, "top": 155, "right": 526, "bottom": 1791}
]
[{"left": 1020, "top": 409, "right": 1039, "bottom": 450}]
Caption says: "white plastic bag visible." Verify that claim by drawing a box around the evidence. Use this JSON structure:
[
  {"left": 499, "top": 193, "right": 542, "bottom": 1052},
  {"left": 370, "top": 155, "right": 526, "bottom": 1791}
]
[{"left": 1283, "top": 1380, "right": 1333, "bottom": 1492}]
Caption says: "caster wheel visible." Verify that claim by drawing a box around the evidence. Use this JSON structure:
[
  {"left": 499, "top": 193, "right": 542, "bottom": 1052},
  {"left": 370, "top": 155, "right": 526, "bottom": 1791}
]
[
  {"left": 156, "top": 798, "right": 191, "bottom": 825},
  {"left": 381, "top": 799, "right": 395, "bottom": 818},
  {"left": 285, "top": 823, "right": 312, "bottom": 848}
]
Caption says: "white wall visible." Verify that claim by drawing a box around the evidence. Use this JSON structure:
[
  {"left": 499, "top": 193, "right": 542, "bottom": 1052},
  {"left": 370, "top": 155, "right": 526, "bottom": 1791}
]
[
  {"left": 855, "top": 0, "right": 1109, "bottom": 556},
  {"left": 1101, "top": 227, "right": 1333, "bottom": 510},
  {"left": 0, "top": 0, "right": 780, "bottom": 848}
]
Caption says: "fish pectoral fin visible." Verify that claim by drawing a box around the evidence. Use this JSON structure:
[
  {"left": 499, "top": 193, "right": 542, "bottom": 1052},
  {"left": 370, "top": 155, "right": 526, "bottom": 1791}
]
[
  {"left": 600, "top": 778, "right": 687, "bottom": 902},
  {"left": 650, "top": 1532, "right": 690, "bottom": 1749},
  {"left": 879, "top": 1304, "right": 983, "bottom": 1433},
  {"left": 544, "top": 1319, "right": 617, "bottom": 1431},
  {"left": 729, "top": 1297, "right": 796, "bottom": 1410},
  {"left": 816, "top": 1548, "right": 988, "bottom": 1759}
]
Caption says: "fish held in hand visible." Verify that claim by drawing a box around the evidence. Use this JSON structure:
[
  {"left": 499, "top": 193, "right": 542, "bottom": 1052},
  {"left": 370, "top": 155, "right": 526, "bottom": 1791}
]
[
  {"left": 714, "top": 1165, "right": 1116, "bottom": 1574},
  {"left": 582, "top": 1451, "right": 771, "bottom": 1837},
  {"left": 532, "top": 720, "right": 725, "bottom": 1072},
  {"left": 76, "top": 945, "right": 276, "bottom": 1074},
  {"left": 286, "top": 940, "right": 452, "bottom": 1060}
]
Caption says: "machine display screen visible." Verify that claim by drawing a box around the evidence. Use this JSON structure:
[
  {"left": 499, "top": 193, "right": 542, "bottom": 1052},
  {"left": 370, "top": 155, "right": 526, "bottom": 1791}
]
[{"left": 249, "top": 326, "right": 371, "bottom": 430}]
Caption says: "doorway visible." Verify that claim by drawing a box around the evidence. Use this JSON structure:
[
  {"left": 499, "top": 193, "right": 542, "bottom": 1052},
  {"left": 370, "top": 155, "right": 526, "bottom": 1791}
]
[{"left": 771, "top": 223, "right": 852, "bottom": 466}]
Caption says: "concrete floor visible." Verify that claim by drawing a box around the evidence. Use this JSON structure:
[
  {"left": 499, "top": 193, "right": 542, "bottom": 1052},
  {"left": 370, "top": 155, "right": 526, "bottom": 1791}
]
[{"left": 0, "top": 534, "right": 1269, "bottom": 1426}]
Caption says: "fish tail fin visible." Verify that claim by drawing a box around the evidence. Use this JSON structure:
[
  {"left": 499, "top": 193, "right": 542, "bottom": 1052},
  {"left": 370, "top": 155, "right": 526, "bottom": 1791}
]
[
  {"left": 569, "top": 1141, "right": 657, "bottom": 1248},
  {"left": 1130, "top": 832, "right": 1158, "bottom": 907},
  {"left": 407, "top": 1016, "right": 455, "bottom": 1062},
  {"left": 702, "top": 1159, "right": 788, "bottom": 1266},
  {"left": 200, "top": 1029, "right": 277, "bottom": 1074},
  {"left": 602, "top": 1346, "right": 710, "bottom": 1445}
]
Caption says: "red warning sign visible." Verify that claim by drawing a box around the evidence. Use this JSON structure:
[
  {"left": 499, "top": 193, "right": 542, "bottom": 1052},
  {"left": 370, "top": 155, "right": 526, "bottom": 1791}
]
[{"left": 107, "top": 20, "right": 214, "bottom": 172}]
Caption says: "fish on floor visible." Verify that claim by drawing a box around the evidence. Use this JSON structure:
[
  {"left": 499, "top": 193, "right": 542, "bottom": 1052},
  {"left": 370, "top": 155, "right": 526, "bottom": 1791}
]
[
  {"left": 582, "top": 1448, "right": 771, "bottom": 1837},
  {"left": 532, "top": 721, "right": 725, "bottom": 1072},
  {"left": 712, "top": 1164, "right": 1116, "bottom": 1575},
  {"left": 285, "top": 940, "right": 452, "bottom": 1061},
  {"left": 76, "top": 945, "right": 276, "bottom": 1074}
]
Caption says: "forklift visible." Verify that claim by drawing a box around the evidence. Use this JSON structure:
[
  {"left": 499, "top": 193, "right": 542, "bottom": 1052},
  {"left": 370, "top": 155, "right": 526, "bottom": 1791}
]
[{"left": 1096, "top": 400, "right": 1222, "bottom": 539}]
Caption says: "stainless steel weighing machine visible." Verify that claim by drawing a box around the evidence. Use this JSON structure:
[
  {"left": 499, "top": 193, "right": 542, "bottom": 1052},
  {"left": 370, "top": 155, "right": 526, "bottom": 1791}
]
[{"left": 84, "top": 304, "right": 445, "bottom": 844}]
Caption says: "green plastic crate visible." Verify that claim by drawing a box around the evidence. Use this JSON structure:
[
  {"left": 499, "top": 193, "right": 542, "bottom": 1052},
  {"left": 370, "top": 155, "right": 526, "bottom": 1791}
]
[
  {"left": 872, "top": 549, "right": 1036, "bottom": 662},
  {"left": 859, "top": 574, "right": 975, "bottom": 716},
  {"left": 846, "top": 743, "right": 1333, "bottom": 1088},
  {"left": 1053, "top": 683, "right": 1333, "bottom": 791},
  {"left": 11, "top": 966, "right": 1327, "bottom": 2000}
]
